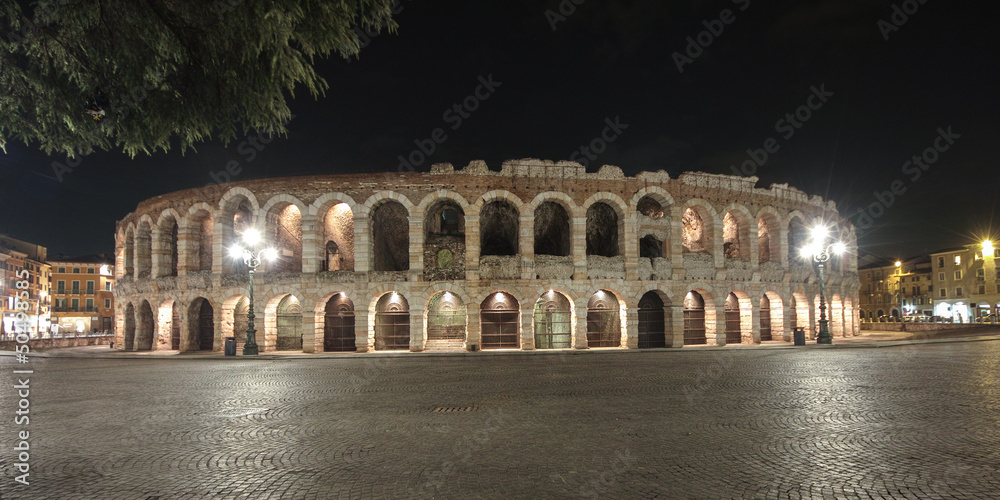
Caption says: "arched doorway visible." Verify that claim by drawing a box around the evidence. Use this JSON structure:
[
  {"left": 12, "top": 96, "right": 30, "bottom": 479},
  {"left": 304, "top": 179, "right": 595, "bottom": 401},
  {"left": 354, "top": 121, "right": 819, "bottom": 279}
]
[
  {"left": 587, "top": 290, "right": 621, "bottom": 348},
  {"left": 136, "top": 300, "right": 154, "bottom": 350},
  {"left": 426, "top": 291, "right": 466, "bottom": 351},
  {"left": 124, "top": 303, "right": 136, "bottom": 350},
  {"left": 760, "top": 295, "right": 772, "bottom": 341},
  {"left": 190, "top": 298, "right": 214, "bottom": 351},
  {"left": 533, "top": 291, "right": 572, "bottom": 349},
  {"left": 276, "top": 295, "right": 302, "bottom": 351},
  {"left": 324, "top": 294, "right": 356, "bottom": 352},
  {"left": 683, "top": 291, "right": 706, "bottom": 345},
  {"left": 481, "top": 292, "right": 519, "bottom": 349},
  {"left": 375, "top": 293, "right": 410, "bottom": 350},
  {"left": 638, "top": 292, "right": 666, "bottom": 348},
  {"left": 724, "top": 293, "right": 741, "bottom": 344}
]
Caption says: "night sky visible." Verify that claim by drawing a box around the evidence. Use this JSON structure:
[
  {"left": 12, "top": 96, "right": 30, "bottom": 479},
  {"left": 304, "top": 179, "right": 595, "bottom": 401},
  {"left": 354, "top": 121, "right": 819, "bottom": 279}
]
[{"left": 1, "top": 0, "right": 996, "bottom": 261}]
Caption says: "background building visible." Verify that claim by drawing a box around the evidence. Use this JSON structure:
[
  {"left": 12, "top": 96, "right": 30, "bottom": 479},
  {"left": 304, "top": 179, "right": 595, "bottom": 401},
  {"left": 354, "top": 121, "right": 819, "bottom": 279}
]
[
  {"left": 0, "top": 234, "right": 50, "bottom": 337},
  {"left": 929, "top": 243, "right": 1000, "bottom": 323},
  {"left": 49, "top": 255, "right": 116, "bottom": 335}
]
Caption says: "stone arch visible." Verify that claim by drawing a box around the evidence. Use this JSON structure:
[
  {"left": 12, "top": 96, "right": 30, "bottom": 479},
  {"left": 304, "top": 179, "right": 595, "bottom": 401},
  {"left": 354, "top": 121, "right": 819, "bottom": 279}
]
[
  {"left": 791, "top": 290, "right": 810, "bottom": 337},
  {"left": 479, "top": 199, "right": 520, "bottom": 257},
  {"left": 724, "top": 290, "right": 752, "bottom": 344},
  {"left": 586, "top": 289, "right": 622, "bottom": 348},
  {"left": 188, "top": 297, "right": 216, "bottom": 351},
  {"left": 422, "top": 193, "right": 467, "bottom": 280},
  {"left": 787, "top": 211, "right": 809, "bottom": 264},
  {"left": 373, "top": 291, "right": 411, "bottom": 351},
  {"left": 321, "top": 292, "right": 357, "bottom": 352},
  {"left": 480, "top": 291, "right": 520, "bottom": 349},
  {"left": 830, "top": 293, "right": 845, "bottom": 336},
  {"left": 135, "top": 299, "right": 155, "bottom": 350},
  {"left": 425, "top": 290, "right": 468, "bottom": 350},
  {"left": 533, "top": 289, "right": 574, "bottom": 349},
  {"left": 261, "top": 195, "right": 306, "bottom": 273},
  {"left": 680, "top": 199, "right": 719, "bottom": 254},
  {"left": 721, "top": 204, "right": 753, "bottom": 260},
  {"left": 637, "top": 290, "right": 671, "bottom": 348},
  {"left": 315, "top": 196, "right": 357, "bottom": 272},
  {"left": 760, "top": 291, "right": 784, "bottom": 341},
  {"left": 756, "top": 207, "right": 782, "bottom": 266},
  {"left": 220, "top": 191, "right": 258, "bottom": 275},
  {"left": 630, "top": 186, "right": 675, "bottom": 215},
  {"left": 369, "top": 200, "right": 410, "bottom": 272},
  {"left": 156, "top": 297, "right": 181, "bottom": 350},
  {"left": 416, "top": 190, "right": 473, "bottom": 217},
  {"left": 682, "top": 289, "right": 712, "bottom": 345},
  {"left": 154, "top": 209, "right": 181, "bottom": 277},
  {"left": 583, "top": 192, "right": 628, "bottom": 257},
  {"left": 220, "top": 294, "right": 250, "bottom": 346},
  {"left": 183, "top": 202, "right": 215, "bottom": 273},
  {"left": 534, "top": 200, "right": 572, "bottom": 257}
]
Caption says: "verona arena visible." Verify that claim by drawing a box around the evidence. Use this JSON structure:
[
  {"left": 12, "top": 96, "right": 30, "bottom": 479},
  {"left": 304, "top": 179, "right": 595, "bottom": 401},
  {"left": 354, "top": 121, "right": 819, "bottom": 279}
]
[{"left": 113, "top": 159, "right": 860, "bottom": 353}]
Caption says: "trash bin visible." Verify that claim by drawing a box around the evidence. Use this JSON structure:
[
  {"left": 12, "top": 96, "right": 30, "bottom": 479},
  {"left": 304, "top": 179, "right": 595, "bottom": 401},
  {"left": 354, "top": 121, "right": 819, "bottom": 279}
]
[
  {"left": 224, "top": 337, "right": 237, "bottom": 356},
  {"left": 109, "top": 342, "right": 114, "bottom": 349},
  {"left": 793, "top": 327, "right": 806, "bottom": 346}
]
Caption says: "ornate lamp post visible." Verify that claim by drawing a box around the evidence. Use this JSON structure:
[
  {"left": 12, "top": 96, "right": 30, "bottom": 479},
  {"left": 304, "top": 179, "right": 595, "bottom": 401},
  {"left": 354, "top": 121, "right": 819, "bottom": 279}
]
[
  {"left": 229, "top": 229, "right": 276, "bottom": 355},
  {"left": 800, "top": 225, "right": 846, "bottom": 345}
]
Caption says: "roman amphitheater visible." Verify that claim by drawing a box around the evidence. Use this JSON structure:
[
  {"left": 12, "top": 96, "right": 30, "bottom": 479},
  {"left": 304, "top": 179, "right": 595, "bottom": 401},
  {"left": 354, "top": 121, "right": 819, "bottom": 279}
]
[{"left": 113, "top": 159, "right": 860, "bottom": 354}]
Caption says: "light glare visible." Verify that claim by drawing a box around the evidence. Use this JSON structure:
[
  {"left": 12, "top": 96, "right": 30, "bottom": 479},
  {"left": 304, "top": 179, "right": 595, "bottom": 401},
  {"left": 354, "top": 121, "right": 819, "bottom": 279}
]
[
  {"left": 832, "top": 242, "right": 847, "bottom": 255},
  {"left": 809, "top": 225, "right": 828, "bottom": 242},
  {"left": 243, "top": 229, "right": 260, "bottom": 246}
]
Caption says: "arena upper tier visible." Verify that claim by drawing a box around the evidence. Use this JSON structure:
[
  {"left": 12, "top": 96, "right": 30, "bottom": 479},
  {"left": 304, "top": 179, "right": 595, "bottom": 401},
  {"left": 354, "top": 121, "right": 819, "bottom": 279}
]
[{"left": 113, "top": 159, "right": 860, "bottom": 353}]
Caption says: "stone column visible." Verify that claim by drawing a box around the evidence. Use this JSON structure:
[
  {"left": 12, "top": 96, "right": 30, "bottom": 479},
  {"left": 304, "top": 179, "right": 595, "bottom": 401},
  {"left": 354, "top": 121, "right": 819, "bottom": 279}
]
[
  {"left": 669, "top": 304, "right": 685, "bottom": 347},
  {"left": 520, "top": 215, "right": 535, "bottom": 280},
  {"left": 623, "top": 216, "right": 639, "bottom": 281},
  {"left": 574, "top": 297, "right": 589, "bottom": 349},
  {"left": 465, "top": 215, "right": 480, "bottom": 280},
  {"left": 623, "top": 305, "right": 638, "bottom": 348},
  {"left": 301, "top": 310, "right": 316, "bottom": 354},
  {"left": 520, "top": 300, "right": 534, "bottom": 350},
  {"left": 410, "top": 304, "right": 425, "bottom": 352},
  {"left": 150, "top": 227, "right": 168, "bottom": 278},
  {"left": 355, "top": 306, "right": 371, "bottom": 353},
  {"left": 466, "top": 306, "right": 481, "bottom": 351},
  {"left": 301, "top": 213, "right": 319, "bottom": 273},
  {"left": 409, "top": 215, "right": 424, "bottom": 281},
  {"left": 712, "top": 304, "right": 727, "bottom": 346},
  {"left": 176, "top": 225, "right": 197, "bottom": 276},
  {"left": 572, "top": 215, "right": 587, "bottom": 279},
  {"left": 749, "top": 298, "right": 760, "bottom": 344},
  {"left": 353, "top": 215, "right": 370, "bottom": 273}
]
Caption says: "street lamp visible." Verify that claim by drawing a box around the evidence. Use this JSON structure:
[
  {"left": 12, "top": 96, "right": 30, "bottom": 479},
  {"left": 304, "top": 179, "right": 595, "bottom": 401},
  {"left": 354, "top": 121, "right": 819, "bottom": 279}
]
[
  {"left": 799, "top": 225, "right": 846, "bottom": 345},
  {"left": 228, "top": 229, "right": 276, "bottom": 355}
]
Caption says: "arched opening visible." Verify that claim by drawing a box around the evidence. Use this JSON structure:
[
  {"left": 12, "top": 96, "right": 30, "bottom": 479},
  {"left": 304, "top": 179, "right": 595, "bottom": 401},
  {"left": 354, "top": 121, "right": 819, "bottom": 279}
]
[
  {"left": 123, "top": 303, "right": 135, "bottom": 349},
  {"left": 760, "top": 295, "right": 772, "bottom": 341},
  {"left": 682, "top": 207, "right": 708, "bottom": 253},
  {"left": 324, "top": 294, "right": 356, "bottom": 352},
  {"left": 266, "top": 204, "right": 302, "bottom": 273},
  {"left": 788, "top": 216, "right": 808, "bottom": 263},
  {"left": 586, "top": 290, "right": 621, "bottom": 348},
  {"left": 231, "top": 296, "right": 249, "bottom": 343},
  {"left": 375, "top": 292, "right": 410, "bottom": 350},
  {"left": 223, "top": 197, "right": 254, "bottom": 274},
  {"left": 683, "top": 291, "right": 706, "bottom": 345},
  {"left": 533, "top": 290, "right": 572, "bottom": 349},
  {"left": 158, "top": 299, "right": 181, "bottom": 350},
  {"left": 637, "top": 291, "right": 666, "bottom": 348},
  {"left": 123, "top": 229, "right": 135, "bottom": 277},
  {"left": 157, "top": 216, "right": 179, "bottom": 277},
  {"left": 722, "top": 213, "right": 743, "bottom": 259},
  {"left": 586, "top": 202, "right": 619, "bottom": 257},
  {"left": 639, "top": 235, "right": 663, "bottom": 259},
  {"left": 135, "top": 222, "right": 152, "bottom": 278},
  {"left": 480, "top": 201, "right": 519, "bottom": 256},
  {"left": 323, "top": 203, "right": 355, "bottom": 271},
  {"left": 135, "top": 300, "right": 154, "bottom": 350},
  {"left": 637, "top": 196, "right": 665, "bottom": 219},
  {"left": 480, "top": 292, "right": 519, "bottom": 349},
  {"left": 189, "top": 298, "right": 214, "bottom": 351},
  {"left": 424, "top": 200, "right": 465, "bottom": 280},
  {"left": 724, "top": 293, "right": 741, "bottom": 344},
  {"left": 426, "top": 291, "right": 466, "bottom": 350},
  {"left": 534, "top": 201, "right": 571, "bottom": 257},
  {"left": 371, "top": 201, "right": 410, "bottom": 272},
  {"left": 275, "top": 295, "right": 302, "bottom": 351},
  {"left": 187, "top": 209, "right": 214, "bottom": 272}
]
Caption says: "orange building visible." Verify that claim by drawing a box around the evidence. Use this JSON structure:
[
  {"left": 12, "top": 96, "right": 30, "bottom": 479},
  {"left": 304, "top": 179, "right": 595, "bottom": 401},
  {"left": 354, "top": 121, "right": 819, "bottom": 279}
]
[
  {"left": 1, "top": 235, "right": 50, "bottom": 337},
  {"left": 49, "top": 255, "right": 116, "bottom": 335}
]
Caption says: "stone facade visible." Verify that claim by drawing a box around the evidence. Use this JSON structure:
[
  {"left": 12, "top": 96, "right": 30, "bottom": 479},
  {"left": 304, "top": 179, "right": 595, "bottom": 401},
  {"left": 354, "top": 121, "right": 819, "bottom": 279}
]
[{"left": 112, "top": 159, "right": 861, "bottom": 353}]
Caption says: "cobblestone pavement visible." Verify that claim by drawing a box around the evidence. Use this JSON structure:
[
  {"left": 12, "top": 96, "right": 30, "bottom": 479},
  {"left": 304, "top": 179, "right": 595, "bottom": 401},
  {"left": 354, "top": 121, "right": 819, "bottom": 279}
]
[{"left": 2, "top": 341, "right": 999, "bottom": 499}]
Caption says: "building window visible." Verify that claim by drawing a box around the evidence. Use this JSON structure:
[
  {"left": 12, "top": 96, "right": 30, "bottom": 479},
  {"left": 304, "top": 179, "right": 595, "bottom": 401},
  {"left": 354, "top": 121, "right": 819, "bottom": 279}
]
[
  {"left": 976, "top": 268, "right": 985, "bottom": 279},
  {"left": 955, "top": 255, "right": 961, "bottom": 265},
  {"left": 57, "top": 267, "right": 65, "bottom": 273},
  {"left": 71, "top": 280, "right": 80, "bottom": 294},
  {"left": 938, "top": 272, "right": 945, "bottom": 282},
  {"left": 939, "top": 288, "right": 947, "bottom": 298},
  {"left": 938, "top": 257, "right": 945, "bottom": 268},
  {"left": 956, "top": 287, "right": 963, "bottom": 297},
  {"left": 877, "top": 295, "right": 882, "bottom": 303},
  {"left": 86, "top": 298, "right": 94, "bottom": 311},
  {"left": 105, "top": 282, "right": 112, "bottom": 291},
  {"left": 954, "top": 270, "right": 963, "bottom": 280},
  {"left": 978, "top": 285, "right": 986, "bottom": 295},
  {"left": 995, "top": 249, "right": 1000, "bottom": 258},
  {"left": 57, "top": 280, "right": 65, "bottom": 293},
  {"left": 71, "top": 298, "right": 79, "bottom": 310},
  {"left": 73, "top": 267, "right": 80, "bottom": 273},
  {"left": 87, "top": 268, "right": 95, "bottom": 274},
  {"left": 86, "top": 281, "right": 94, "bottom": 294},
  {"left": 104, "top": 299, "right": 111, "bottom": 308}
]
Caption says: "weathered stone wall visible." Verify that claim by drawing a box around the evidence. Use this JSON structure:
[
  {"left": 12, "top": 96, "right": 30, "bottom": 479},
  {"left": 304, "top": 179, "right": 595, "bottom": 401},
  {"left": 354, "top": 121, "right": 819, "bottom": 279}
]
[{"left": 113, "top": 158, "right": 861, "bottom": 353}]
